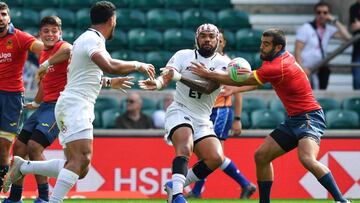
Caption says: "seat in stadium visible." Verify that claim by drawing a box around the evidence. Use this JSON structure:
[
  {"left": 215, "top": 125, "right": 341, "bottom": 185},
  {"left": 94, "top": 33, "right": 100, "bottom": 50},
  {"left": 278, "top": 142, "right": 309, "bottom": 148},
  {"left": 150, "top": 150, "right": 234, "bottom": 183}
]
[
  {"left": 93, "top": 110, "right": 102, "bottom": 129},
  {"left": 60, "top": 0, "right": 92, "bottom": 10},
  {"left": 251, "top": 109, "right": 285, "bottom": 129},
  {"left": 317, "top": 97, "right": 340, "bottom": 113},
  {"left": 116, "top": 9, "right": 146, "bottom": 31},
  {"left": 111, "top": 50, "right": 145, "bottom": 62},
  {"left": 222, "top": 29, "right": 236, "bottom": 51},
  {"left": 40, "top": 8, "right": 75, "bottom": 28},
  {"left": 147, "top": 9, "right": 182, "bottom": 30},
  {"left": 95, "top": 97, "right": 119, "bottom": 112},
  {"left": 182, "top": 8, "right": 217, "bottom": 30},
  {"left": 23, "top": 27, "right": 38, "bottom": 37},
  {"left": 2, "top": 0, "right": 23, "bottom": 7},
  {"left": 163, "top": 28, "right": 194, "bottom": 51},
  {"left": 61, "top": 28, "right": 77, "bottom": 43},
  {"left": 10, "top": 8, "right": 39, "bottom": 29},
  {"left": 165, "top": 0, "right": 198, "bottom": 11},
  {"left": 326, "top": 110, "right": 359, "bottom": 129},
  {"left": 128, "top": 28, "right": 163, "bottom": 51},
  {"left": 106, "top": 30, "right": 127, "bottom": 52},
  {"left": 243, "top": 97, "right": 267, "bottom": 114},
  {"left": 142, "top": 98, "right": 157, "bottom": 116},
  {"left": 96, "top": 0, "right": 128, "bottom": 8},
  {"left": 217, "top": 9, "right": 251, "bottom": 31},
  {"left": 268, "top": 98, "right": 286, "bottom": 115},
  {"left": 146, "top": 51, "right": 173, "bottom": 71},
  {"left": 76, "top": 8, "right": 91, "bottom": 29},
  {"left": 129, "top": 0, "right": 164, "bottom": 11},
  {"left": 241, "top": 111, "right": 251, "bottom": 129},
  {"left": 199, "top": 0, "right": 232, "bottom": 11},
  {"left": 236, "top": 28, "right": 263, "bottom": 52},
  {"left": 24, "top": 0, "right": 59, "bottom": 10},
  {"left": 101, "top": 108, "right": 121, "bottom": 129},
  {"left": 342, "top": 97, "right": 360, "bottom": 117}
]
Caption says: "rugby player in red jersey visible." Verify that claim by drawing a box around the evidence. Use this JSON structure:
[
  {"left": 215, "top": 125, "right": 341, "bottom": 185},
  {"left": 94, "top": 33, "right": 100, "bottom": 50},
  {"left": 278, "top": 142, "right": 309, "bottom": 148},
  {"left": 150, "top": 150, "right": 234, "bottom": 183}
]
[
  {"left": 2, "top": 16, "right": 71, "bottom": 203},
  {"left": 0, "top": 2, "right": 44, "bottom": 193},
  {"left": 190, "top": 28, "right": 350, "bottom": 203}
]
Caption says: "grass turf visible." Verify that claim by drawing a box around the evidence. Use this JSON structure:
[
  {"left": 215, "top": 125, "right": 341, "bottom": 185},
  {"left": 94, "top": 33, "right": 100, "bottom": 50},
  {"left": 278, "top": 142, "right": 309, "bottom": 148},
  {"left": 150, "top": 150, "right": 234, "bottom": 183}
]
[{"left": 20, "top": 199, "right": 358, "bottom": 203}]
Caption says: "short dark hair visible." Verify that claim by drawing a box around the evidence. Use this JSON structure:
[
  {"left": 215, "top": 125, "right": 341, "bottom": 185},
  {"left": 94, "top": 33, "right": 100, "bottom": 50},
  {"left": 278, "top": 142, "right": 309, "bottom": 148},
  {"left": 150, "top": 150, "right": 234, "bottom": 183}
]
[
  {"left": 90, "top": 1, "right": 116, "bottom": 25},
  {"left": 40, "top": 16, "right": 62, "bottom": 29},
  {"left": 314, "top": 1, "right": 332, "bottom": 13},
  {"left": 262, "top": 28, "right": 286, "bottom": 50},
  {"left": 0, "top": 2, "right": 10, "bottom": 14}
]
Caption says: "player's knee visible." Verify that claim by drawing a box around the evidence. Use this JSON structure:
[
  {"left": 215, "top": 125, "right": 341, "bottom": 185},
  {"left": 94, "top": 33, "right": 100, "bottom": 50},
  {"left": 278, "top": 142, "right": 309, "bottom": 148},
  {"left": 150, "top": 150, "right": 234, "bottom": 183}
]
[
  {"left": 13, "top": 140, "right": 27, "bottom": 156},
  {"left": 204, "top": 151, "right": 223, "bottom": 169},
  {"left": 176, "top": 144, "right": 192, "bottom": 157},
  {"left": 27, "top": 142, "right": 43, "bottom": 159},
  {"left": 299, "top": 155, "right": 316, "bottom": 170},
  {"left": 254, "top": 148, "right": 269, "bottom": 164},
  {"left": 79, "top": 165, "right": 90, "bottom": 179}
]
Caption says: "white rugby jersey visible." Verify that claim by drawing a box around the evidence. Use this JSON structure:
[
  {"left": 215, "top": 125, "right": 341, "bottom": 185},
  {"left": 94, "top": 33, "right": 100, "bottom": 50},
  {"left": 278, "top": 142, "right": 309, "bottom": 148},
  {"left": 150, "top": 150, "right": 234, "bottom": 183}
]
[
  {"left": 166, "top": 49, "right": 230, "bottom": 118},
  {"left": 62, "top": 28, "right": 110, "bottom": 103}
]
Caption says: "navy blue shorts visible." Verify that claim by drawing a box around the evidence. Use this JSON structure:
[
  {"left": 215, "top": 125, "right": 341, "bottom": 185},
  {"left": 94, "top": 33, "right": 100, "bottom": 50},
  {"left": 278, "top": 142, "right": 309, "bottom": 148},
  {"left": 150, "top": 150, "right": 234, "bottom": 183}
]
[
  {"left": 210, "top": 106, "right": 233, "bottom": 140},
  {"left": 270, "top": 109, "right": 326, "bottom": 152},
  {"left": 21, "top": 102, "right": 59, "bottom": 144},
  {"left": 0, "top": 91, "right": 24, "bottom": 133}
]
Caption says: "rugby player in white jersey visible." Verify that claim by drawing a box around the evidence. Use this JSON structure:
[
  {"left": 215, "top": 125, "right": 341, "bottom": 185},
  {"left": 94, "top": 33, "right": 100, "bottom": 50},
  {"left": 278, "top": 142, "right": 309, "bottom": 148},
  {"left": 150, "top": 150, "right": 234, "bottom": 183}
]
[
  {"left": 139, "top": 23, "right": 228, "bottom": 203},
  {"left": 3, "top": 1, "right": 155, "bottom": 203}
]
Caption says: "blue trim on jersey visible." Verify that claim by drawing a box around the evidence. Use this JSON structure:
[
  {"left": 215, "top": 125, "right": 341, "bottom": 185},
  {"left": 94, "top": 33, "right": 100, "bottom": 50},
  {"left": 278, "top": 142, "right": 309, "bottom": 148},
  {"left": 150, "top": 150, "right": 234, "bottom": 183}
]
[
  {"left": 0, "top": 91, "right": 23, "bottom": 133},
  {"left": 22, "top": 102, "right": 59, "bottom": 144},
  {"left": 210, "top": 106, "right": 233, "bottom": 140}
]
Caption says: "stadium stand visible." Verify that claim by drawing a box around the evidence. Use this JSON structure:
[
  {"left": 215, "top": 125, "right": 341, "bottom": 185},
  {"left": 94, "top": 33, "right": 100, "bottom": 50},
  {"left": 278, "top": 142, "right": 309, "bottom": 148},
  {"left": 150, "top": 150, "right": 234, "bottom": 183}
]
[
  {"left": 198, "top": 0, "right": 232, "bottom": 11},
  {"left": 235, "top": 28, "right": 263, "bottom": 52},
  {"left": 241, "top": 111, "right": 251, "bottom": 129},
  {"left": 268, "top": 98, "right": 286, "bottom": 115},
  {"left": 106, "top": 30, "right": 128, "bottom": 51},
  {"left": 145, "top": 51, "right": 173, "bottom": 72},
  {"left": 163, "top": 28, "right": 194, "bottom": 51},
  {"left": 2, "top": 0, "right": 23, "bottom": 7},
  {"left": 10, "top": 8, "right": 39, "bottom": 29},
  {"left": 147, "top": 9, "right": 182, "bottom": 30},
  {"left": 242, "top": 97, "right": 267, "bottom": 114},
  {"left": 326, "top": 109, "right": 360, "bottom": 129},
  {"left": 317, "top": 97, "right": 341, "bottom": 113},
  {"left": 116, "top": 9, "right": 146, "bottom": 30},
  {"left": 165, "top": 0, "right": 198, "bottom": 11},
  {"left": 60, "top": 0, "right": 92, "bottom": 10},
  {"left": 101, "top": 108, "right": 121, "bottom": 129},
  {"left": 128, "top": 0, "right": 164, "bottom": 11},
  {"left": 40, "top": 8, "right": 76, "bottom": 28},
  {"left": 24, "top": 0, "right": 59, "bottom": 10},
  {"left": 76, "top": 8, "right": 91, "bottom": 29},
  {"left": 342, "top": 97, "right": 360, "bottom": 117},
  {"left": 251, "top": 109, "right": 285, "bottom": 129},
  {"left": 182, "top": 8, "right": 217, "bottom": 30},
  {"left": 128, "top": 28, "right": 163, "bottom": 51},
  {"left": 217, "top": 9, "right": 251, "bottom": 31}
]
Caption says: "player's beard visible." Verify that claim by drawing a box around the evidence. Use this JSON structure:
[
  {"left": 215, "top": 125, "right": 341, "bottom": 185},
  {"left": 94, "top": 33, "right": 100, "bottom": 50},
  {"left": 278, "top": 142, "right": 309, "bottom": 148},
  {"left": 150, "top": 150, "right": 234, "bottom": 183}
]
[
  {"left": 260, "top": 47, "right": 277, "bottom": 61},
  {"left": 0, "top": 25, "right": 6, "bottom": 33},
  {"left": 198, "top": 43, "right": 217, "bottom": 58},
  {"left": 107, "top": 26, "right": 115, "bottom": 40}
]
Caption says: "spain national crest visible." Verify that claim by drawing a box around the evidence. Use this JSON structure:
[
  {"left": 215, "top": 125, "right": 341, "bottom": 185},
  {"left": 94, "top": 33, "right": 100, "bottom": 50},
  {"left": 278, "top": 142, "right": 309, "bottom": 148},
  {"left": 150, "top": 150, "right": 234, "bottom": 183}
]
[{"left": 6, "top": 39, "right": 13, "bottom": 49}]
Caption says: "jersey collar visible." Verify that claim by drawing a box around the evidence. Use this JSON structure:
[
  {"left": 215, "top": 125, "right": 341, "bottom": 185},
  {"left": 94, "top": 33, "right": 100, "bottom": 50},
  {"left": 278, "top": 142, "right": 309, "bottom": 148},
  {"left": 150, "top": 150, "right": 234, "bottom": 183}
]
[
  {"left": 270, "top": 49, "right": 285, "bottom": 61},
  {"left": 87, "top": 28, "right": 106, "bottom": 42},
  {"left": 7, "top": 23, "right": 15, "bottom": 35}
]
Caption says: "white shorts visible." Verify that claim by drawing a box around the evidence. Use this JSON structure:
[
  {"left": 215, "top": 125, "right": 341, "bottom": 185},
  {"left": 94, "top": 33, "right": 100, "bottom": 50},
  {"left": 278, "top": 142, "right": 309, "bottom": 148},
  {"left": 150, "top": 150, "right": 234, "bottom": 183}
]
[
  {"left": 55, "top": 93, "right": 95, "bottom": 147},
  {"left": 164, "top": 102, "right": 216, "bottom": 145}
]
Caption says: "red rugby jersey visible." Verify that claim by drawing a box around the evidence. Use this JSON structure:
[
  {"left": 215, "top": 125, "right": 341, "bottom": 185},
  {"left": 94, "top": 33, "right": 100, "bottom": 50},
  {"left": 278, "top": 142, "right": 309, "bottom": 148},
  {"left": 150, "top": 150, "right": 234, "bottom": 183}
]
[
  {"left": 39, "top": 41, "right": 68, "bottom": 102},
  {"left": 254, "top": 51, "right": 321, "bottom": 116},
  {"left": 0, "top": 25, "right": 37, "bottom": 92}
]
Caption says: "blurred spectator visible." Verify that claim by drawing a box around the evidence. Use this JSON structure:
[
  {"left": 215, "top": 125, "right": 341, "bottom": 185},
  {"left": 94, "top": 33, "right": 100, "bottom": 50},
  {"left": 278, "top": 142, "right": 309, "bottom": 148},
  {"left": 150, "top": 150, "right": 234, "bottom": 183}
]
[
  {"left": 152, "top": 92, "right": 174, "bottom": 129},
  {"left": 115, "top": 92, "right": 154, "bottom": 129},
  {"left": 295, "top": 1, "right": 351, "bottom": 89},
  {"left": 23, "top": 53, "right": 39, "bottom": 91},
  {"left": 350, "top": 0, "right": 360, "bottom": 89}
]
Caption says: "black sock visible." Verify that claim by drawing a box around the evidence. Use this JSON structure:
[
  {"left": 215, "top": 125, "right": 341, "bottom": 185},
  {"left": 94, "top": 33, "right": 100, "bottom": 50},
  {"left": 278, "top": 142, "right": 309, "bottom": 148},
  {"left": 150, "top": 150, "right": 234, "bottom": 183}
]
[
  {"left": 192, "top": 160, "right": 213, "bottom": 179},
  {"left": 258, "top": 181, "right": 273, "bottom": 203},
  {"left": 172, "top": 156, "right": 189, "bottom": 176},
  {"left": 38, "top": 183, "right": 49, "bottom": 201},
  {"left": 9, "top": 184, "right": 23, "bottom": 202}
]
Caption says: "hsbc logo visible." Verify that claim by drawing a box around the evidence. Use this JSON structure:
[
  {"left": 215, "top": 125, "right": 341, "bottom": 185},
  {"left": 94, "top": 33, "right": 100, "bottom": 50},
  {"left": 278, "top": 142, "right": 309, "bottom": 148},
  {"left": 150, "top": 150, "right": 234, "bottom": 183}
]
[{"left": 300, "top": 151, "right": 360, "bottom": 199}]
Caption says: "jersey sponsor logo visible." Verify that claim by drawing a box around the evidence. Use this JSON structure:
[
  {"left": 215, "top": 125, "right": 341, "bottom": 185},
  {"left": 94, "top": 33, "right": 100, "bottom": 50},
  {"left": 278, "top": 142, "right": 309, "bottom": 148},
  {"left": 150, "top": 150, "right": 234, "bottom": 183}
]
[
  {"left": 0, "top": 52, "right": 12, "bottom": 63},
  {"left": 209, "top": 67, "right": 215, "bottom": 71},
  {"left": 6, "top": 40, "right": 13, "bottom": 49},
  {"left": 184, "top": 116, "right": 191, "bottom": 121}
]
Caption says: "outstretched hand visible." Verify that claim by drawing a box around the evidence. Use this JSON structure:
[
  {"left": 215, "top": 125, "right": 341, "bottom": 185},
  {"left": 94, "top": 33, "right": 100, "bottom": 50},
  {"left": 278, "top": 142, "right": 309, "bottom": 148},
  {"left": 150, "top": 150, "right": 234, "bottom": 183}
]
[
  {"left": 137, "top": 63, "right": 156, "bottom": 80},
  {"left": 35, "top": 64, "right": 49, "bottom": 82},
  {"left": 189, "top": 61, "right": 210, "bottom": 78},
  {"left": 138, "top": 79, "right": 157, "bottom": 90},
  {"left": 110, "top": 76, "right": 134, "bottom": 93}
]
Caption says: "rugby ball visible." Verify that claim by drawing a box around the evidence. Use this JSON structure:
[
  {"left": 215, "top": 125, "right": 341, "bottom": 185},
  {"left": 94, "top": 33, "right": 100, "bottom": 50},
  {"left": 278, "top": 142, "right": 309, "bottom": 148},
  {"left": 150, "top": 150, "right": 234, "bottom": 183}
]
[{"left": 228, "top": 57, "right": 252, "bottom": 83}]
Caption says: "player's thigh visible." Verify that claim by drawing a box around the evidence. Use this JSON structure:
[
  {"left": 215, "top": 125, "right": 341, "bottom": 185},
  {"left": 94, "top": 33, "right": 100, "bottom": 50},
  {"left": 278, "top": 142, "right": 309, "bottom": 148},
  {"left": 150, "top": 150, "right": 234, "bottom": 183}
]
[
  {"left": 194, "top": 136, "right": 223, "bottom": 161},
  {"left": 297, "top": 137, "right": 320, "bottom": 162},
  {"left": 64, "top": 134, "right": 93, "bottom": 162},
  {"left": 256, "top": 135, "right": 286, "bottom": 163}
]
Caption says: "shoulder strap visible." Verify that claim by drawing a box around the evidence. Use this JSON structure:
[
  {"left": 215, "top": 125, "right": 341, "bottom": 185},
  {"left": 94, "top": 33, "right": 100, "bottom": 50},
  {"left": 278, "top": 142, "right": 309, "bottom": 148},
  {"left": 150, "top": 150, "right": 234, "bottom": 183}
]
[{"left": 309, "top": 21, "right": 325, "bottom": 58}]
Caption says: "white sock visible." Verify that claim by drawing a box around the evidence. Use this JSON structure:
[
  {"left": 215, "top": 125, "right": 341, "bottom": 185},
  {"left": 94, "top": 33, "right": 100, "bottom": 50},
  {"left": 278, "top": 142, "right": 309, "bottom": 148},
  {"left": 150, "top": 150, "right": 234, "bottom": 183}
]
[
  {"left": 172, "top": 173, "right": 186, "bottom": 195},
  {"left": 220, "top": 157, "right": 231, "bottom": 170},
  {"left": 184, "top": 168, "right": 200, "bottom": 186},
  {"left": 20, "top": 159, "right": 66, "bottom": 178},
  {"left": 49, "top": 168, "right": 79, "bottom": 203}
]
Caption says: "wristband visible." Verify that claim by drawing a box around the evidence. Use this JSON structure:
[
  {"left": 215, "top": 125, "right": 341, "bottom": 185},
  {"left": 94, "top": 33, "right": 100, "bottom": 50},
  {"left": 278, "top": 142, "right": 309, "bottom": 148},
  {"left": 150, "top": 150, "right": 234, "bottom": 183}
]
[
  {"left": 41, "top": 60, "right": 50, "bottom": 69},
  {"left": 31, "top": 101, "right": 40, "bottom": 108},
  {"left": 234, "top": 116, "right": 241, "bottom": 121},
  {"left": 134, "top": 62, "right": 141, "bottom": 71},
  {"left": 155, "top": 78, "right": 164, "bottom": 90},
  {"left": 103, "top": 77, "right": 111, "bottom": 88},
  {"left": 172, "top": 70, "right": 182, "bottom": 81}
]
